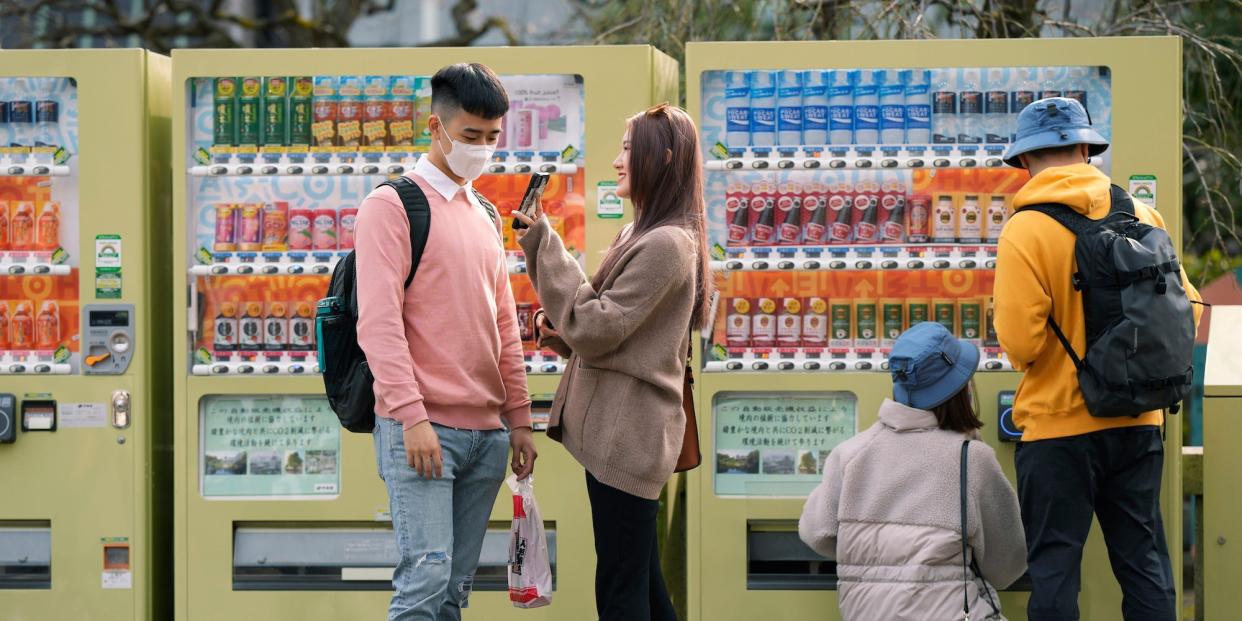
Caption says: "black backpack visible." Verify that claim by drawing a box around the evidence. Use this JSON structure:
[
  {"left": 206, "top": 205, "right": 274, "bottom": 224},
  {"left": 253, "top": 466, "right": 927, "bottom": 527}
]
[
  {"left": 316, "top": 176, "right": 499, "bottom": 432},
  {"left": 1020, "top": 184, "right": 1195, "bottom": 418}
]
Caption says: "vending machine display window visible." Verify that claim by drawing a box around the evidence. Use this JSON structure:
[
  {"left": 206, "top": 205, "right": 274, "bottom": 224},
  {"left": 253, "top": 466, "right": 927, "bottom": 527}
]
[
  {"left": 713, "top": 391, "right": 857, "bottom": 497},
  {"left": 183, "top": 73, "right": 587, "bottom": 376},
  {"left": 198, "top": 395, "right": 340, "bottom": 499},
  {"left": 0, "top": 76, "right": 81, "bottom": 376}
]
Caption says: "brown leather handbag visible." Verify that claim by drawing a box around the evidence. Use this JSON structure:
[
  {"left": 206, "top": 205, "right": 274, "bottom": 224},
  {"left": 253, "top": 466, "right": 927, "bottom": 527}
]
[{"left": 676, "top": 340, "right": 701, "bottom": 472}]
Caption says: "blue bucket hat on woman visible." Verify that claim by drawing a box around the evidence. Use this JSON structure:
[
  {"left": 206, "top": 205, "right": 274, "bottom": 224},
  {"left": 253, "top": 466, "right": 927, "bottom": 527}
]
[
  {"left": 1004, "top": 96, "right": 1109, "bottom": 168},
  {"left": 889, "top": 322, "right": 979, "bottom": 410}
]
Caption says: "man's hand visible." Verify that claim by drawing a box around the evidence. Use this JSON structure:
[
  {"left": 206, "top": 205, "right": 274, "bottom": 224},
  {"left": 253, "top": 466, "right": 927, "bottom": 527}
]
[
  {"left": 512, "top": 200, "right": 546, "bottom": 241},
  {"left": 404, "top": 421, "right": 443, "bottom": 479},
  {"left": 510, "top": 426, "right": 538, "bottom": 480}
]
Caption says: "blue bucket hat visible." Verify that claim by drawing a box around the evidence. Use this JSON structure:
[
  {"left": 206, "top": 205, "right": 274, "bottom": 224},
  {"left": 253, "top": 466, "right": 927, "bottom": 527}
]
[
  {"left": 1004, "top": 97, "right": 1109, "bottom": 168},
  {"left": 889, "top": 321, "right": 979, "bottom": 410}
]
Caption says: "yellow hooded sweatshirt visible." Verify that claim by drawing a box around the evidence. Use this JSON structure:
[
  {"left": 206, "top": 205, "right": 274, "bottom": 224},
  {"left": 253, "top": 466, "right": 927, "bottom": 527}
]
[{"left": 994, "top": 163, "right": 1202, "bottom": 441}]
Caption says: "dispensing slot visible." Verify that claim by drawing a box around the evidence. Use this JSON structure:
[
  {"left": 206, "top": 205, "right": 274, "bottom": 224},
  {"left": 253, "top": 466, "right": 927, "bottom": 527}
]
[
  {"left": 747, "top": 522, "right": 836, "bottom": 590},
  {"left": 0, "top": 522, "right": 51, "bottom": 589},
  {"left": 233, "top": 523, "right": 556, "bottom": 591}
]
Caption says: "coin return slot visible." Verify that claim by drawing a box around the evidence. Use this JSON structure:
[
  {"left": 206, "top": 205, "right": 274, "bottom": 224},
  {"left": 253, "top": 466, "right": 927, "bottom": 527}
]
[{"left": 232, "top": 523, "right": 555, "bottom": 592}]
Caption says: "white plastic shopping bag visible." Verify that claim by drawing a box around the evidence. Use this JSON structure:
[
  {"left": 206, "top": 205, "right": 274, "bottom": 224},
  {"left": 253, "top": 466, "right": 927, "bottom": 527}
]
[{"left": 507, "top": 475, "right": 553, "bottom": 608}]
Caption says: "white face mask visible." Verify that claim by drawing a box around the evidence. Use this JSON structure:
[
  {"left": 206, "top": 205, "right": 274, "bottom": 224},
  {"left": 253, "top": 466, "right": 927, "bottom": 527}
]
[{"left": 437, "top": 124, "right": 495, "bottom": 181}]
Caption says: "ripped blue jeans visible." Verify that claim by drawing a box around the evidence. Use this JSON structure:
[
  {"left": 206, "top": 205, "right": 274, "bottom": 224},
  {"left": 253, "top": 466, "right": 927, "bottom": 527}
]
[{"left": 374, "top": 417, "right": 510, "bottom": 621}]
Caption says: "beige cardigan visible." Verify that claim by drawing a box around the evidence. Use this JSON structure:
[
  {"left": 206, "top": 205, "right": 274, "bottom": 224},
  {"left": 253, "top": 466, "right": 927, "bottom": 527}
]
[{"left": 519, "top": 218, "right": 697, "bottom": 500}]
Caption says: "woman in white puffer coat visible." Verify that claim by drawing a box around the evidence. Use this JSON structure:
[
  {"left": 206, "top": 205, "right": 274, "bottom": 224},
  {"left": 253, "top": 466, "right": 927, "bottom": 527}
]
[{"left": 800, "top": 321, "right": 1028, "bottom": 621}]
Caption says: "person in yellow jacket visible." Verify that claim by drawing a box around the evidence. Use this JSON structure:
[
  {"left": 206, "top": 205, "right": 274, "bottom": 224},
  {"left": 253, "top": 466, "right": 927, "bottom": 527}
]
[{"left": 995, "top": 97, "right": 1202, "bottom": 621}]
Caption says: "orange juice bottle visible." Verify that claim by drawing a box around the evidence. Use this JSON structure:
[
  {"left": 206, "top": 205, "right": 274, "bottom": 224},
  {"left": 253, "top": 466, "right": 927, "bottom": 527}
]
[
  {"left": 35, "top": 202, "right": 59, "bottom": 250},
  {"left": 11, "top": 202, "right": 35, "bottom": 250},
  {"left": 10, "top": 302, "right": 33, "bottom": 349},
  {"left": 35, "top": 301, "right": 59, "bottom": 350}
]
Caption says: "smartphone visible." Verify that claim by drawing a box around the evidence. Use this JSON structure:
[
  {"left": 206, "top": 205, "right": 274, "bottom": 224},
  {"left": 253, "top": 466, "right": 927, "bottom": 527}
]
[{"left": 511, "top": 171, "right": 551, "bottom": 230}]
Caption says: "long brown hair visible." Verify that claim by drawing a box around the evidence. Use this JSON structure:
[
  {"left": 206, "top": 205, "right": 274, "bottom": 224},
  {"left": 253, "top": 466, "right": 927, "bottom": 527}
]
[
  {"left": 931, "top": 382, "right": 984, "bottom": 434},
  {"left": 591, "top": 103, "right": 714, "bottom": 330}
]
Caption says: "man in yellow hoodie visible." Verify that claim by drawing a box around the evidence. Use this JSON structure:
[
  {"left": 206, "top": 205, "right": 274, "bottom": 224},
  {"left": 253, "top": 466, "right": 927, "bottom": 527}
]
[{"left": 995, "top": 97, "right": 1201, "bottom": 621}]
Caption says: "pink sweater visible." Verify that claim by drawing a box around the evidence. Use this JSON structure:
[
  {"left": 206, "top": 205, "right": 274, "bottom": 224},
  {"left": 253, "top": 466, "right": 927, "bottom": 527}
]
[{"left": 354, "top": 160, "right": 531, "bottom": 431}]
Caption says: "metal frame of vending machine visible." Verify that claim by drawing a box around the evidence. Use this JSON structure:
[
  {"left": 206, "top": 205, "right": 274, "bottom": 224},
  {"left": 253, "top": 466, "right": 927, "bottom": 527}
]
[
  {"left": 171, "top": 46, "right": 677, "bottom": 620},
  {"left": 0, "top": 50, "right": 172, "bottom": 620},
  {"left": 685, "top": 37, "right": 1183, "bottom": 620}
]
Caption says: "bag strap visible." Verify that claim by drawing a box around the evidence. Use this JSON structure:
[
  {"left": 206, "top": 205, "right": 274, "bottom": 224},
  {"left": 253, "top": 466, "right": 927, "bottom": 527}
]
[
  {"left": 472, "top": 187, "right": 500, "bottom": 226},
  {"left": 1046, "top": 316, "right": 1084, "bottom": 371},
  {"left": 379, "top": 176, "right": 431, "bottom": 290},
  {"left": 961, "top": 439, "right": 971, "bottom": 621}
]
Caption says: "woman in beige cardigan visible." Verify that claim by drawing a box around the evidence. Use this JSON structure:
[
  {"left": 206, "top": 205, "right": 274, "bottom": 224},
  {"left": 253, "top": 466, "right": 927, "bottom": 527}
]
[{"left": 513, "top": 103, "right": 711, "bottom": 621}]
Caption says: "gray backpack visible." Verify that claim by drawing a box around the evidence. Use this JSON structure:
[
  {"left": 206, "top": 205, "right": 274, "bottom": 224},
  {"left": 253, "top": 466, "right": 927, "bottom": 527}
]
[{"left": 1021, "top": 184, "right": 1195, "bottom": 418}]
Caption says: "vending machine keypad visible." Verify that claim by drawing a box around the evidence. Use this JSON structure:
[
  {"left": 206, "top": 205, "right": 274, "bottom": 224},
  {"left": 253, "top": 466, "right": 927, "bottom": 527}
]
[{"left": 82, "top": 304, "right": 135, "bottom": 375}]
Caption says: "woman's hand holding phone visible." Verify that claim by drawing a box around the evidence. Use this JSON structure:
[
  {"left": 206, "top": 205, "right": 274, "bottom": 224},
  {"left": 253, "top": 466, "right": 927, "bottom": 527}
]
[{"left": 512, "top": 199, "right": 544, "bottom": 240}]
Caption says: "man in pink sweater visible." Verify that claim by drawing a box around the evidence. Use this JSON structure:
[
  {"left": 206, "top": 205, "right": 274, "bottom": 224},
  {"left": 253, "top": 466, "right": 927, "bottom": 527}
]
[{"left": 354, "top": 63, "right": 536, "bottom": 621}]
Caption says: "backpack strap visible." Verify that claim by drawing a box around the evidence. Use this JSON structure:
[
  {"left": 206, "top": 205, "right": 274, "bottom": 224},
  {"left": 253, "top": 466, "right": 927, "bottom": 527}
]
[
  {"left": 1107, "top": 183, "right": 1135, "bottom": 216},
  {"left": 378, "top": 176, "right": 431, "bottom": 290}
]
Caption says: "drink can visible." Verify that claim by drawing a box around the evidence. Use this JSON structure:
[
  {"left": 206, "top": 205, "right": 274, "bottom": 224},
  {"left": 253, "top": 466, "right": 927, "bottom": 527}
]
[
  {"left": 238, "top": 203, "right": 263, "bottom": 252},
  {"left": 362, "top": 75, "right": 390, "bottom": 147},
  {"left": 261, "top": 202, "right": 289, "bottom": 252},
  {"left": 237, "top": 77, "right": 262, "bottom": 146},
  {"left": 777, "top": 182, "right": 803, "bottom": 245},
  {"left": 288, "top": 209, "right": 313, "bottom": 250},
  {"left": 312, "top": 208, "right": 338, "bottom": 250},
  {"left": 726, "top": 298, "right": 753, "bottom": 348},
  {"left": 311, "top": 76, "right": 339, "bottom": 147},
  {"left": 829, "top": 299, "right": 852, "bottom": 349},
  {"left": 852, "top": 190, "right": 879, "bottom": 244},
  {"left": 749, "top": 181, "right": 777, "bottom": 246},
  {"left": 801, "top": 182, "right": 828, "bottom": 245},
  {"left": 338, "top": 208, "right": 359, "bottom": 250},
  {"left": 907, "top": 298, "right": 930, "bottom": 326},
  {"left": 213, "top": 77, "right": 238, "bottom": 146},
  {"left": 855, "top": 298, "right": 878, "bottom": 349},
  {"left": 960, "top": 298, "right": 983, "bottom": 344},
  {"left": 262, "top": 76, "right": 288, "bottom": 146},
  {"left": 388, "top": 76, "right": 416, "bottom": 148},
  {"left": 907, "top": 194, "right": 932, "bottom": 243},
  {"left": 213, "top": 204, "right": 238, "bottom": 252},
  {"left": 336, "top": 76, "right": 364, "bottom": 148},
  {"left": 726, "top": 182, "right": 750, "bottom": 247},
  {"left": 881, "top": 298, "right": 905, "bottom": 348},
  {"left": 264, "top": 301, "right": 289, "bottom": 352},
  {"left": 958, "top": 193, "right": 983, "bottom": 243},
  {"left": 984, "top": 297, "right": 999, "bottom": 348},
  {"left": 288, "top": 77, "right": 314, "bottom": 145},
  {"left": 752, "top": 297, "right": 778, "bottom": 348},
  {"left": 827, "top": 184, "right": 853, "bottom": 244},
  {"left": 516, "top": 303, "right": 536, "bottom": 342},
  {"left": 932, "top": 193, "right": 957, "bottom": 244},
  {"left": 802, "top": 297, "right": 828, "bottom": 348},
  {"left": 290, "top": 302, "right": 316, "bottom": 351},
  {"left": 777, "top": 297, "right": 803, "bottom": 347},
  {"left": 933, "top": 298, "right": 957, "bottom": 335}
]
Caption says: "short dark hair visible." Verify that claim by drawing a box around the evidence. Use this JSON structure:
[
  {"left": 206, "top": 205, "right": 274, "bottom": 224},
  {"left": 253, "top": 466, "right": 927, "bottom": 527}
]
[
  {"left": 931, "top": 383, "right": 984, "bottom": 433},
  {"left": 431, "top": 63, "right": 509, "bottom": 120},
  {"left": 1025, "top": 142, "right": 1087, "bottom": 162}
]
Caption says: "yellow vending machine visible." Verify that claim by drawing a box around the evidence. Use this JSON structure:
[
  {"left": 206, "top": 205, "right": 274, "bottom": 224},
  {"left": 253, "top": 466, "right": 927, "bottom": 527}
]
[
  {"left": 685, "top": 37, "right": 1183, "bottom": 620},
  {"left": 172, "top": 46, "right": 677, "bottom": 620},
  {"left": 0, "top": 50, "right": 171, "bottom": 620}
]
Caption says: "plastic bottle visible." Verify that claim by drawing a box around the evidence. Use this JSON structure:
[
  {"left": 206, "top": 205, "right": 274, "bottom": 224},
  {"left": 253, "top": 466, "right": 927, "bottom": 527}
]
[
  {"left": 35, "top": 202, "right": 58, "bottom": 251},
  {"left": 33, "top": 78, "right": 59, "bottom": 149},
  {"left": 957, "top": 68, "right": 983, "bottom": 145},
  {"left": 0, "top": 200, "right": 10, "bottom": 251},
  {"left": 1064, "top": 66, "right": 1089, "bottom": 113},
  {"left": 9, "top": 79, "right": 33, "bottom": 149},
  {"left": 34, "top": 301, "right": 58, "bottom": 350},
  {"left": 239, "top": 302, "right": 264, "bottom": 351},
  {"left": 1040, "top": 66, "right": 1065, "bottom": 100},
  {"left": 903, "top": 69, "right": 931, "bottom": 145},
  {"left": 878, "top": 69, "right": 906, "bottom": 145},
  {"left": 749, "top": 71, "right": 777, "bottom": 148},
  {"left": 10, "top": 202, "right": 34, "bottom": 250},
  {"left": 800, "top": 71, "right": 829, "bottom": 146},
  {"left": 852, "top": 70, "right": 880, "bottom": 145},
  {"left": 213, "top": 302, "right": 239, "bottom": 352},
  {"left": 1010, "top": 67, "right": 1038, "bottom": 143},
  {"left": 776, "top": 70, "right": 803, "bottom": 147},
  {"left": 290, "top": 302, "right": 316, "bottom": 351},
  {"left": 984, "top": 68, "right": 1011, "bottom": 145},
  {"left": 0, "top": 303, "right": 10, "bottom": 350},
  {"left": 828, "top": 70, "right": 856, "bottom": 146},
  {"left": 10, "top": 302, "right": 32, "bottom": 349},
  {"left": 931, "top": 70, "right": 957, "bottom": 145}
]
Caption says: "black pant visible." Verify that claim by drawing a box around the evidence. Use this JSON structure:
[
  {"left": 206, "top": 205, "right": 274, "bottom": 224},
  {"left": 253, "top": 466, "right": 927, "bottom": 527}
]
[
  {"left": 1015, "top": 426, "right": 1176, "bottom": 621},
  {"left": 585, "top": 471, "right": 677, "bottom": 621}
]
